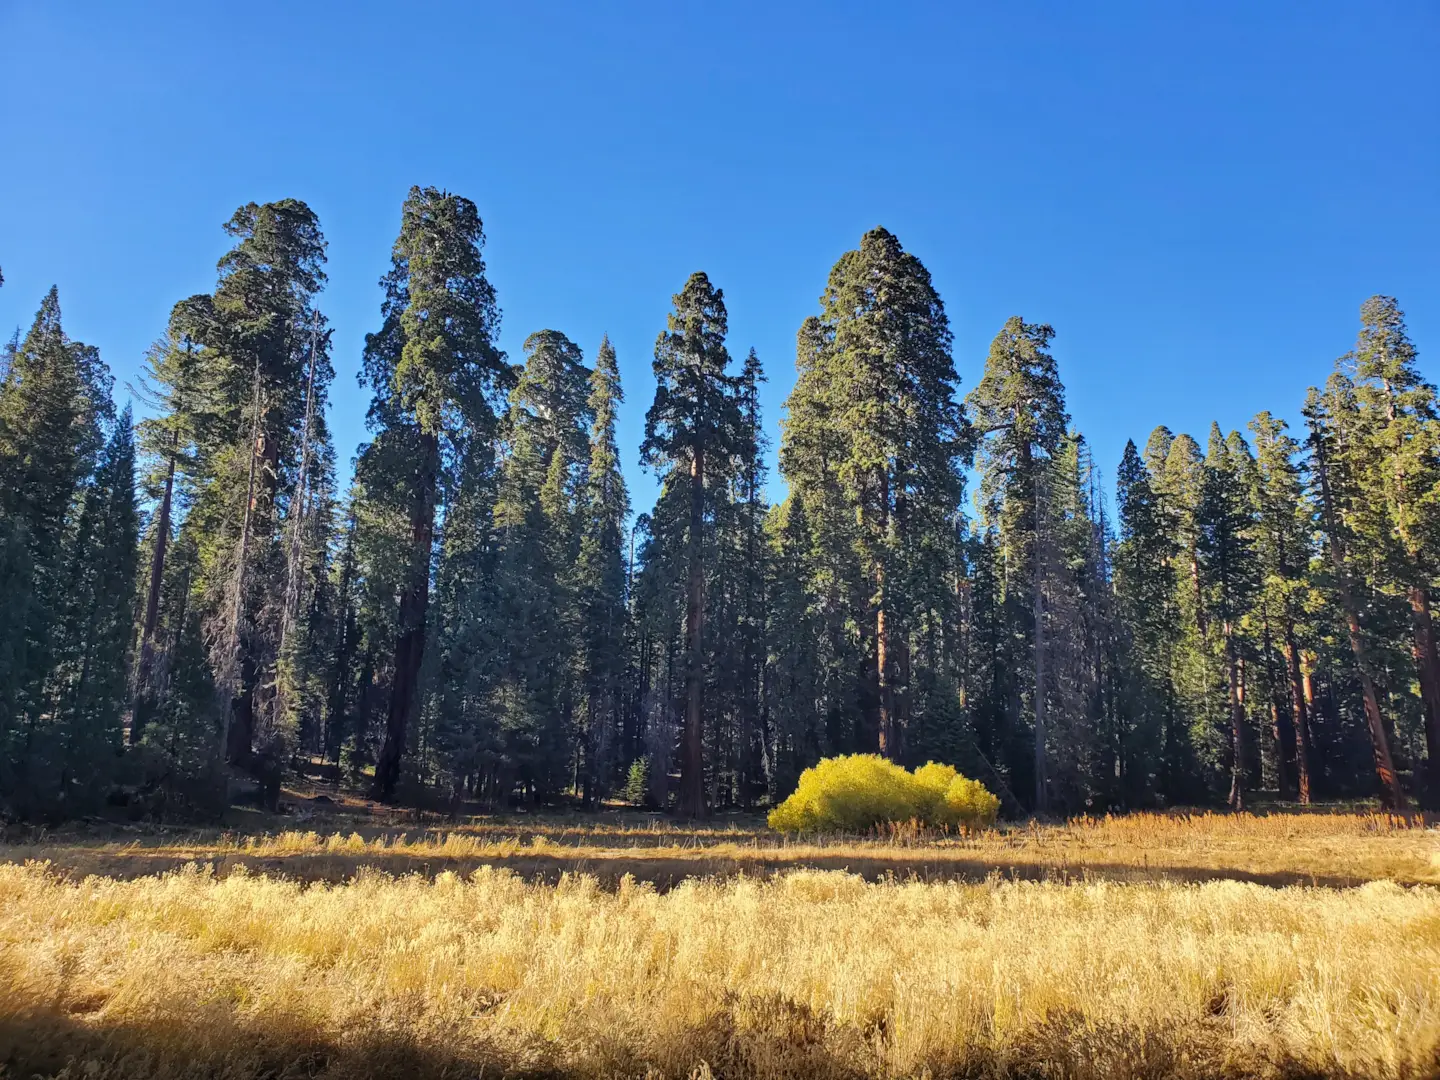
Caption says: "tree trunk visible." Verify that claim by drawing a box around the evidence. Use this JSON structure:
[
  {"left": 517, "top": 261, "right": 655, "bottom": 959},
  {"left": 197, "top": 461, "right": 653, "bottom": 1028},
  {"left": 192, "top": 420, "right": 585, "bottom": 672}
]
[
  {"left": 129, "top": 452, "right": 175, "bottom": 744},
  {"left": 280, "top": 316, "right": 323, "bottom": 654},
  {"left": 1311, "top": 439, "right": 1407, "bottom": 809},
  {"left": 1283, "top": 631, "right": 1312, "bottom": 804},
  {"left": 1261, "top": 618, "right": 1289, "bottom": 799},
  {"left": 1269, "top": 696, "right": 1289, "bottom": 798},
  {"left": 677, "top": 445, "right": 707, "bottom": 818},
  {"left": 581, "top": 688, "right": 601, "bottom": 809},
  {"left": 874, "top": 469, "right": 898, "bottom": 760},
  {"left": 227, "top": 651, "right": 259, "bottom": 765},
  {"left": 218, "top": 364, "right": 264, "bottom": 765},
  {"left": 1032, "top": 536, "right": 1047, "bottom": 815},
  {"left": 1405, "top": 584, "right": 1440, "bottom": 807},
  {"left": 1226, "top": 631, "right": 1245, "bottom": 810},
  {"left": 374, "top": 433, "right": 437, "bottom": 802}
]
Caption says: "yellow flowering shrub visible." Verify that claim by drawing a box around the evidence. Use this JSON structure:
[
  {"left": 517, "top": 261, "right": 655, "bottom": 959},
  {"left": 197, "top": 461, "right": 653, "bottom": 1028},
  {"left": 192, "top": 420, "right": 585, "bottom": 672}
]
[
  {"left": 766, "top": 754, "right": 918, "bottom": 833},
  {"left": 911, "top": 761, "right": 961, "bottom": 819},
  {"left": 768, "top": 754, "right": 999, "bottom": 833},
  {"left": 937, "top": 774, "right": 1001, "bottom": 828}
]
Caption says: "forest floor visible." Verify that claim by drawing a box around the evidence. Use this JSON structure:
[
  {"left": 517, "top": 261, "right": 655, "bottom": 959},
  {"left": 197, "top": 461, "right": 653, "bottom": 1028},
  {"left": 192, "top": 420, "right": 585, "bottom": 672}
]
[{"left": 2, "top": 800, "right": 1438, "bottom": 1079}]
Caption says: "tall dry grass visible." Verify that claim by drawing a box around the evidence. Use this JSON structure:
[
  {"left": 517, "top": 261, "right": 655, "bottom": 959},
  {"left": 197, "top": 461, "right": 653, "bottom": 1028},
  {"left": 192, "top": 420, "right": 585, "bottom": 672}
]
[
  {"left": 8, "top": 810, "right": 1435, "bottom": 888},
  {"left": 2, "top": 856, "right": 1439, "bottom": 1078}
]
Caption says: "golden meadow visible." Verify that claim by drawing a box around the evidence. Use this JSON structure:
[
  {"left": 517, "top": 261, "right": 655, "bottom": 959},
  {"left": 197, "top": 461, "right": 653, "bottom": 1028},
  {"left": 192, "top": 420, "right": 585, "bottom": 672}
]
[{"left": 2, "top": 811, "right": 1438, "bottom": 1078}]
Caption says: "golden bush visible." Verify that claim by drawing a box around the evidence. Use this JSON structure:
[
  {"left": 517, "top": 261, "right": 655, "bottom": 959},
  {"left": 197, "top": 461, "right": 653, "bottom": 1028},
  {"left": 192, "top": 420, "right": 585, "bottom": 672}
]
[{"left": 768, "top": 754, "right": 999, "bottom": 833}]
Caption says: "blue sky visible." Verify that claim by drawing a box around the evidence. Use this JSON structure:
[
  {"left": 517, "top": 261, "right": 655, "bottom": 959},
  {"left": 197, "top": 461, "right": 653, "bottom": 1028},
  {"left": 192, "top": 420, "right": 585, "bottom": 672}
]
[{"left": 1, "top": 2, "right": 1436, "bottom": 518}]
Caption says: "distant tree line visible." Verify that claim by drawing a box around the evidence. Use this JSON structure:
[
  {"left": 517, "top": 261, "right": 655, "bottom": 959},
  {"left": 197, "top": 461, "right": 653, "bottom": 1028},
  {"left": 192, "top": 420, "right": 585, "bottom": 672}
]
[{"left": 1, "top": 193, "right": 1436, "bottom": 819}]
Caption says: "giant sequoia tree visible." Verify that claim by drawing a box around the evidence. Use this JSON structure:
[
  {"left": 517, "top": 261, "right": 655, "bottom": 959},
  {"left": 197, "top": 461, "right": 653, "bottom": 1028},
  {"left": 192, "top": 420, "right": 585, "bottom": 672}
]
[
  {"left": 782, "top": 228, "right": 968, "bottom": 762},
  {"left": 359, "top": 187, "right": 509, "bottom": 801},
  {"left": 641, "top": 272, "right": 743, "bottom": 817}
]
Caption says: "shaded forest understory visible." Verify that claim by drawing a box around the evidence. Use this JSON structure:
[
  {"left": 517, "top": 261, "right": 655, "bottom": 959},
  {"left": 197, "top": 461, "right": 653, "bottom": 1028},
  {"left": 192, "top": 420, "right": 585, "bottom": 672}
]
[
  {"left": 2, "top": 808, "right": 1438, "bottom": 1079},
  {"left": 3, "top": 192, "right": 1440, "bottom": 825}
]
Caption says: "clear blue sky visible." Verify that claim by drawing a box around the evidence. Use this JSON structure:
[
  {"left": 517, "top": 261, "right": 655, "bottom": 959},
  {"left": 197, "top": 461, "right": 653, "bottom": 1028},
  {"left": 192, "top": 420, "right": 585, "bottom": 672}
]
[{"left": 2, "top": 2, "right": 1436, "bottom": 517}]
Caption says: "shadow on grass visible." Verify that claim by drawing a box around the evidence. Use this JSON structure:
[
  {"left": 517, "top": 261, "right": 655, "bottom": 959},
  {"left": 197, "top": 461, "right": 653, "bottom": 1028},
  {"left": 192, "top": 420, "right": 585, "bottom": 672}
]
[
  {"left": 0, "top": 1006, "right": 545, "bottom": 1080},
  {"left": 0, "top": 844, "right": 1392, "bottom": 889},
  {"left": 0, "top": 988, "right": 1357, "bottom": 1080}
]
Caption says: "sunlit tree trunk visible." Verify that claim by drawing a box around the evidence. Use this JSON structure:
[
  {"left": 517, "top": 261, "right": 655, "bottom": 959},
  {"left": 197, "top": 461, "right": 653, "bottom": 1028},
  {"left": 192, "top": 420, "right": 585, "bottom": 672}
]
[{"left": 1283, "top": 631, "right": 1312, "bottom": 804}]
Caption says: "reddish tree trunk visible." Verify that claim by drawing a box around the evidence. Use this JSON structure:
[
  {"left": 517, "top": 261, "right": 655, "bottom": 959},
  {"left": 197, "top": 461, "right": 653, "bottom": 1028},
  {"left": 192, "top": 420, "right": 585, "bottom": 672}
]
[
  {"left": 1284, "top": 632, "right": 1312, "bottom": 804},
  {"left": 1226, "top": 633, "right": 1245, "bottom": 810},
  {"left": 1406, "top": 585, "right": 1440, "bottom": 806},
  {"left": 876, "top": 603, "right": 892, "bottom": 755}
]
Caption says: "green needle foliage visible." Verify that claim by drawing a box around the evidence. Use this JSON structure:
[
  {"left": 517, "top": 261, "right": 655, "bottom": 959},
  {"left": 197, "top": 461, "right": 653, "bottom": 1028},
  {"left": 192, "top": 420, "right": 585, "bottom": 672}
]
[{"left": 0, "top": 203, "right": 1435, "bottom": 820}]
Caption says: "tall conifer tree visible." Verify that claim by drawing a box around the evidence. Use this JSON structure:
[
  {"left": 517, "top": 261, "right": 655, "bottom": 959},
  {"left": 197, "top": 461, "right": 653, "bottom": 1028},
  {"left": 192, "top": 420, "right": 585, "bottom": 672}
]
[
  {"left": 1248, "top": 412, "right": 1315, "bottom": 803},
  {"left": 783, "top": 228, "right": 968, "bottom": 762},
  {"left": 1196, "top": 425, "right": 1260, "bottom": 809},
  {"left": 0, "top": 288, "right": 112, "bottom": 812},
  {"left": 360, "top": 187, "right": 509, "bottom": 801},
  {"left": 642, "top": 272, "right": 741, "bottom": 817},
  {"left": 967, "top": 317, "right": 1068, "bottom": 811},
  {"left": 577, "top": 335, "right": 630, "bottom": 801},
  {"left": 1304, "top": 379, "right": 1408, "bottom": 809},
  {"left": 1346, "top": 297, "right": 1440, "bottom": 804}
]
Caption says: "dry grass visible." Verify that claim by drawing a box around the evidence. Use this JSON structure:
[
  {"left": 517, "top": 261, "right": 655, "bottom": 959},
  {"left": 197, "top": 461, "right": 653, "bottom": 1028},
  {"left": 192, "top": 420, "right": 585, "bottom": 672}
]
[
  {"left": 7, "top": 809, "right": 1436, "bottom": 888},
  {"left": 2, "top": 811, "right": 1439, "bottom": 1079}
]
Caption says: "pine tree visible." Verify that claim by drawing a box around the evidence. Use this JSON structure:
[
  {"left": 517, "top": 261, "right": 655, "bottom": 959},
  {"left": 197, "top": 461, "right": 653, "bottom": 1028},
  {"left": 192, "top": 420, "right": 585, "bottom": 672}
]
[
  {"left": 732, "top": 349, "right": 768, "bottom": 803},
  {"left": 48, "top": 409, "right": 139, "bottom": 809},
  {"left": 1304, "top": 380, "right": 1408, "bottom": 809},
  {"left": 1038, "top": 431, "right": 1109, "bottom": 811},
  {"left": 576, "top": 335, "right": 630, "bottom": 802},
  {"left": 0, "top": 288, "right": 113, "bottom": 813},
  {"left": 967, "top": 316, "right": 1068, "bottom": 811},
  {"left": 1248, "top": 412, "right": 1315, "bottom": 803},
  {"left": 1152, "top": 432, "right": 1221, "bottom": 793},
  {"left": 167, "top": 200, "right": 329, "bottom": 783},
  {"left": 765, "top": 494, "right": 823, "bottom": 797},
  {"left": 478, "top": 329, "right": 592, "bottom": 797},
  {"left": 1346, "top": 297, "right": 1440, "bottom": 806},
  {"left": 1114, "top": 439, "right": 1175, "bottom": 804},
  {"left": 129, "top": 326, "right": 207, "bottom": 743},
  {"left": 360, "top": 186, "right": 509, "bottom": 801},
  {"left": 1196, "top": 425, "right": 1260, "bottom": 810}
]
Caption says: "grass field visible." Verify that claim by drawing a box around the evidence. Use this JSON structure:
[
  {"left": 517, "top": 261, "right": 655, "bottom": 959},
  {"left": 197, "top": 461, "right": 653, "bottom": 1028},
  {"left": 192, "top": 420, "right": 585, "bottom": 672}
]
[{"left": 2, "top": 808, "right": 1438, "bottom": 1078}]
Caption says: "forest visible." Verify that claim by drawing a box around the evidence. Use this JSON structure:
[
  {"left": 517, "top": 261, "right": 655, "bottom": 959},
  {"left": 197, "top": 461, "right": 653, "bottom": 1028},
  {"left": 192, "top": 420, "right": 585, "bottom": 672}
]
[{"left": 1, "top": 186, "right": 1437, "bottom": 823}]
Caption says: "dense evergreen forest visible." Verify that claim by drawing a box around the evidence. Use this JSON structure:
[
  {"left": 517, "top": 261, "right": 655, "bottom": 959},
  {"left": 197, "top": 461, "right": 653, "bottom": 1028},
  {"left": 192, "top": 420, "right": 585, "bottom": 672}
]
[{"left": 1, "top": 189, "right": 1436, "bottom": 821}]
